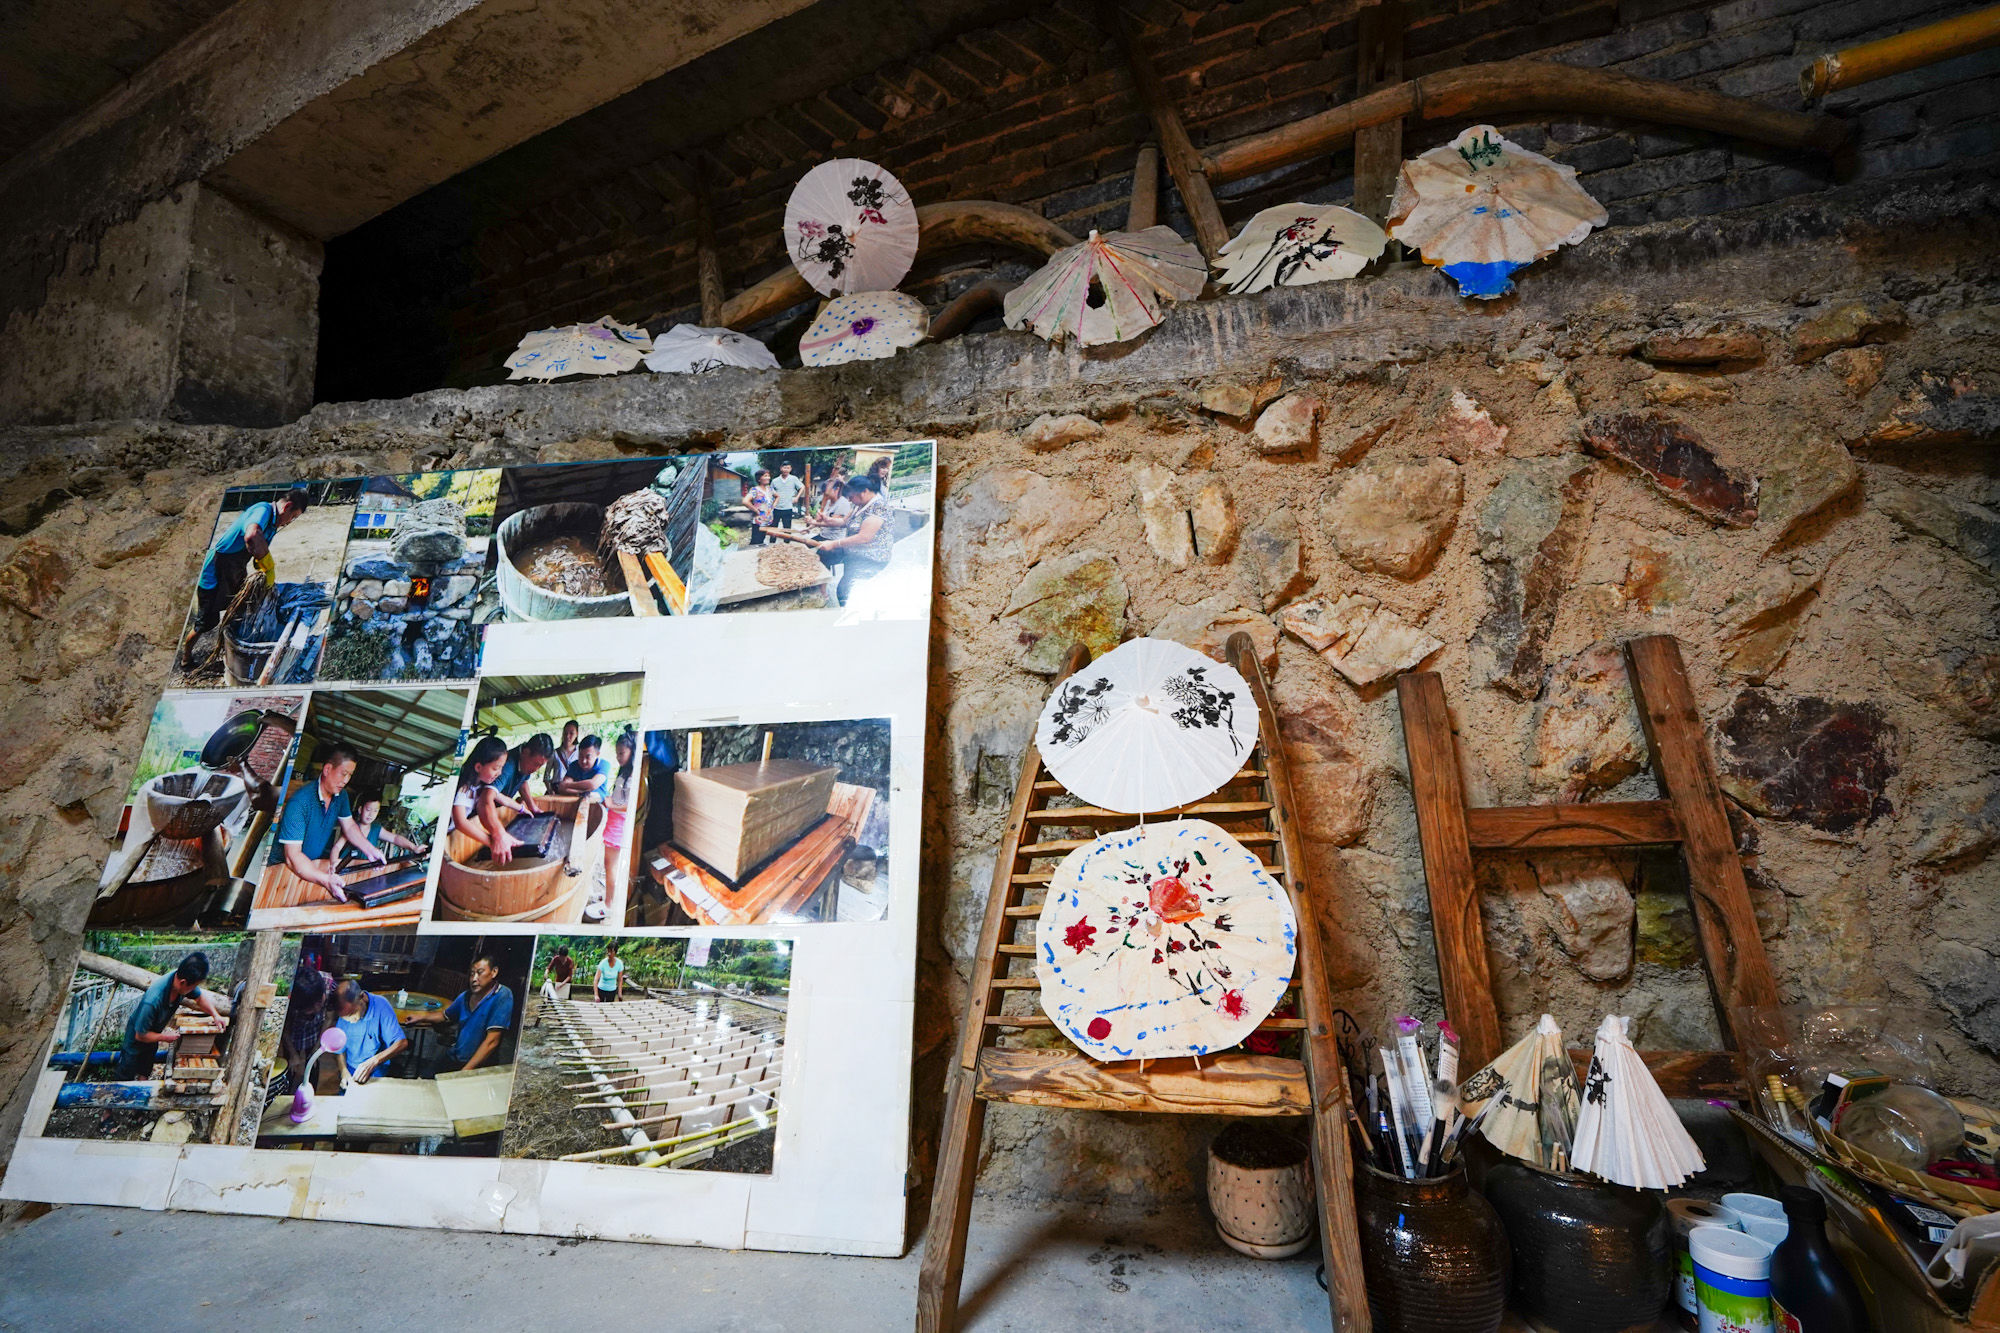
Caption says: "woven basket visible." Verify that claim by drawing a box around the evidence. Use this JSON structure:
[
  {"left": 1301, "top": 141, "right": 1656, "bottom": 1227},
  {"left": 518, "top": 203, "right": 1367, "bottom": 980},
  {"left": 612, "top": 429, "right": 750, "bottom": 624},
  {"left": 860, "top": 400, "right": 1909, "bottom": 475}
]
[{"left": 1814, "top": 1096, "right": 2000, "bottom": 1217}]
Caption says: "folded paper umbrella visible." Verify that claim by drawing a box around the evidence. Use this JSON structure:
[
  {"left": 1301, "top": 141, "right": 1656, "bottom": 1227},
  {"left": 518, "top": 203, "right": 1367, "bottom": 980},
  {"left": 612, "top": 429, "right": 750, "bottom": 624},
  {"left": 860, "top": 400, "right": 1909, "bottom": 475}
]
[
  {"left": 1035, "top": 636, "right": 1258, "bottom": 815},
  {"left": 1387, "top": 124, "right": 1608, "bottom": 300},
  {"left": 643, "top": 324, "right": 779, "bottom": 374},
  {"left": 1036, "top": 818, "right": 1297, "bottom": 1062},
  {"left": 505, "top": 317, "right": 652, "bottom": 380},
  {"left": 797, "top": 291, "right": 929, "bottom": 368},
  {"left": 1461, "top": 1013, "right": 1570, "bottom": 1170},
  {"left": 785, "top": 158, "right": 919, "bottom": 297},
  {"left": 1571, "top": 1014, "right": 1706, "bottom": 1189},
  {"left": 1213, "top": 203, "right": 1386, "bottom": 295},
  {"left": 1003, "top": 226, "right": 1206, "bottom": 347}
]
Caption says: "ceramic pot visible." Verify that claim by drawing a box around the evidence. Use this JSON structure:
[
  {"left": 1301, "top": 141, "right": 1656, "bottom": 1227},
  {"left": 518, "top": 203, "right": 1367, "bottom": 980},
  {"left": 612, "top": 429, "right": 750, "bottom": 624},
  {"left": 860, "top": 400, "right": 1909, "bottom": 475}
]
[
  {"left": 1355, "top": 1163, "right": 1511, "bottom": 1333},
  {"left": 1483, "top": 1158, "right": 1672, "bottom": 1333},
  {"left": 1206, "top": 1122, "right": 1314, "bottom": 1258}
]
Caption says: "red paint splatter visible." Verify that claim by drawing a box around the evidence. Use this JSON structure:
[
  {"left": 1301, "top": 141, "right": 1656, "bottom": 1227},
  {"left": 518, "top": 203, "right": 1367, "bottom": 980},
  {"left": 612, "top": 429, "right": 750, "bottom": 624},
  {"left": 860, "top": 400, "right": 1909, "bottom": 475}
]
[
  {"left": 1087, "top": 1016, "right": 1112, "bottom": 1040},
  {"left": 1063, "top": 918, "right": 1097, "bottom": 953},
  {"left": 1220, "top": 990, "right": 1246, "bottom": 1020},
  {"left": 1149, "top": 875, "right": 1204, "bottom": 923}
]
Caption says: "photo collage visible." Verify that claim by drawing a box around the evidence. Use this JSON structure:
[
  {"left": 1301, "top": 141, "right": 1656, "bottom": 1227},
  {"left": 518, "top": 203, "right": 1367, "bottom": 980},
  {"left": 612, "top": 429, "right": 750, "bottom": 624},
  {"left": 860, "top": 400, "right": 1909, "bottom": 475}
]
[{"left": 26, "top": 441, "right": 932, "bottom": 1204}]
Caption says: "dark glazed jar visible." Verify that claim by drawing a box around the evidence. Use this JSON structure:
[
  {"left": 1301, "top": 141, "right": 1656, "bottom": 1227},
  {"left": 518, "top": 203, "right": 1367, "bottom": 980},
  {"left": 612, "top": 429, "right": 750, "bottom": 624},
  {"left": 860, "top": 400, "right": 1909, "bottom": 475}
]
[
  {"left": 1483, "top": 1159, "right": 1672, "bottom": 1333},
  {"left": 1355, "top": 1163, "right": 1511, "bottom": 1333}
]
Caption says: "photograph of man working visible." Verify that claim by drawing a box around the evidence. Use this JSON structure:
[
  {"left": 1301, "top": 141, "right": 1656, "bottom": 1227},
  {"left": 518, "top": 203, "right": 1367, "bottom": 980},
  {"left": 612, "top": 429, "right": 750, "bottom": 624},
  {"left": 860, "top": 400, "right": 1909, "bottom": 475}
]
[
  {"left": 331, "top": 794, "right": 426, "bottom": 863},
  {"left": 267, "top": 743, "right": 386, "bottom": 900},
  {"left": 180, "top": 487, "right": 310, "bottom": 666},
  {"left": 121, "top": 952, "right": 226, "bottom": 1080},
  {"left": 405, "top": 954, "right": 515, "bottom": 1073},
  {"left": 331, "top": 978, "right": 409, "bottom": 1084}
]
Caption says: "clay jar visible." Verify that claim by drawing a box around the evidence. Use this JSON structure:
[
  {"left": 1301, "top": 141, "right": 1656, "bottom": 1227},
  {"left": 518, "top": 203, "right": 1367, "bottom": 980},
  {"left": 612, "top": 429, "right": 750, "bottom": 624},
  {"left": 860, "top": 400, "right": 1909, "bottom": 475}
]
[
  {"left": 1206, "top": 1121, "right": 1315, "bottom": 1258},
  {"left": 1483, "top": 1158, "right": 1672, "bottom": 1333},
  {"left": 1355, "top": 1162, "right": 1511, "bottom": 1333}
]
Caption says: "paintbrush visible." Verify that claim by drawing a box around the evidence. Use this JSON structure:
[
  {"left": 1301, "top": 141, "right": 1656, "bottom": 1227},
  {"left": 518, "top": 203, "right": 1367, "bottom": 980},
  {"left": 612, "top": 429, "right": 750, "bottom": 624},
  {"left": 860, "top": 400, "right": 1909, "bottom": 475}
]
[{"left": 1419, "top": 1077, "right": 1460, "bottom": 1176}]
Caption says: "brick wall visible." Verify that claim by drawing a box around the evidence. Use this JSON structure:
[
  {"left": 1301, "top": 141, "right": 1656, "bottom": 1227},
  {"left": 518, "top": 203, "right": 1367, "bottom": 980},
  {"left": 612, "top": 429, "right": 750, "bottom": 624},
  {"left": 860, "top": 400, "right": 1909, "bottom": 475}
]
[{"left": 316, "top": 0, "right": 2000, "bottom": 400}]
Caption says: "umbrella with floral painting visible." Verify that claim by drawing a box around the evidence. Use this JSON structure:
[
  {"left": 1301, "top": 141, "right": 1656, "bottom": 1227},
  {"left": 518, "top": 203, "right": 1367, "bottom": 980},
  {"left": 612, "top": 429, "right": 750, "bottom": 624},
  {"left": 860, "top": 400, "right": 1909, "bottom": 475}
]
[
  {"left": 784, "top": 158, "right": 919, "bottom": 297},
  {"left": 1036, "top": 819, "right": 1296, "bottom": 1062}
]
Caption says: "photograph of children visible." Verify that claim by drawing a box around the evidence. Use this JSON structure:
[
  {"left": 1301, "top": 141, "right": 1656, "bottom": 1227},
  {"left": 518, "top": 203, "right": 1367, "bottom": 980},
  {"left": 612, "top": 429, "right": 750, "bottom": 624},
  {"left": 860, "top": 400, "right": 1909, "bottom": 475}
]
[
  {"left": 91, "top": 691, "right": 309, "bottom": 931},
  {"left": 503, "top": 934, "right": 787, "bottom": 1173},
  {"left": 171, "top": 478, "right": 359, "bottom": 689},
  {"left": 256, "top": 932, "right": 531, "bottom": 1156},
  {"left": 485, "top": 457, "right": 705, "bottom": 619},
  {"left": 318, "top": 468, "right": 501, "bottom": 684},
  {"left": 694, "top": 440, "right": 933, "bottom": 615},
  {"left": 33, "top": 932, "right": 300, "bottom": 1148},
  {"left": 429, "top": 671, "right": 644, "bottom": 928},
  {"left": 245, "top": 686, "right": 472, "bottom": 933},
  {"left": 628, "top": 717, "right": 891, "bottom": 927}
]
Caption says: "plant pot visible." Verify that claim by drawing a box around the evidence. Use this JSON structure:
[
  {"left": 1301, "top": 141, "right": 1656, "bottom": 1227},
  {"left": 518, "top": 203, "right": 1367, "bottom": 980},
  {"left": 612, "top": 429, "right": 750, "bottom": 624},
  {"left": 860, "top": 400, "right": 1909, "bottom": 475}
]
[
  {"left": 1483, "top": 1158, "right": 1672, "bottom": 1333},
  {"left": 1207, "top": 1121, "right": 1314, "bottom": 1258},
  {"left": 1355, "top": 1162, "right": 1511, "bottom": 1333}
]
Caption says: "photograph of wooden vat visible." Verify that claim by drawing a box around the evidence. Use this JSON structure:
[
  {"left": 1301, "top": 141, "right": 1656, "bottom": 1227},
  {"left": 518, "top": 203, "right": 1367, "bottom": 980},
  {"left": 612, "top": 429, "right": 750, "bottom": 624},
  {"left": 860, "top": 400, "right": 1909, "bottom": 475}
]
[
  {"left": 629, "top": 717, "right": 891, "bottom": 927},
  {"left": 430, "top": 671, "right": 644, "bottom": 927},
  {"left": 487, "top": 458, "right": 705, "bottom": 619},
  {"left": 246, "top": 686, "right": 471, "bottom": 933}
]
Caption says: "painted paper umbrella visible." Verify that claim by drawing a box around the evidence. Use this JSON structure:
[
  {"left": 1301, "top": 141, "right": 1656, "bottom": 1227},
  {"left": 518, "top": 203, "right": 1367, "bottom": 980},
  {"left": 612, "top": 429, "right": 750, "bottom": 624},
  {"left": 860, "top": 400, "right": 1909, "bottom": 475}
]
[
  {"left": 1387, "top": 124, "right": 1608, "bottom": 300},
  {"left": 642, "top": 324, "right": 779, "bottom": 374},
  {"left": 1003, "top": 226, "right": 1207, "bottom": 347},
  {"left": 504, "top": 317, "right": 651, "bottom": 380},
  {"left": 1570, "top": 1014, "right": 1705, "bottom": 1190},
  {"left": 1213, "top": 203, "right": 1386, "bottom": 295},
  {"left": 784, "top": 158, "right": 920, "bottom": 297},
  {"left": 1036, "top": 819, "right": 1297, "bottom": 1061},
  {"left": 1035, "top": 636, "right": 1258, "bottom": 815},
  {"left": 797, "top": 291, "right": 929, "bottom": 367},
  {"left": 1460, "top": 1013, "right": 1577, "bottom": 1172}
]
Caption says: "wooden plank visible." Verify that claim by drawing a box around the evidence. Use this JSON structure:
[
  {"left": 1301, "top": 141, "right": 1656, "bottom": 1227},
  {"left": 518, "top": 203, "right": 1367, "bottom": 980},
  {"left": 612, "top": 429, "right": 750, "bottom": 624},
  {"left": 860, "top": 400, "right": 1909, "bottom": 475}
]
[
  {"left": 1351, "top": 0, "right": 1405, "bottom": 226},
  {"left": 915, "top": 1065, "right": 987, "bottom": 1333},
  {"left": 1023, "top": 800, "right": 1271, "bottom": 824},
  {"left": 245, "top": 904, "right": 424, "bottom": 933},
  {"left": 644, "top": 549, "right": 688, "bottom": 615},
  {"left": 1465, "top": 800, "right": 1681, "bottom": 850},
  {"left": 1569, "top": 1047, "right": 1746, "bottom": 1099},
  {"left": 1106, "top": 3, "right": 1229, "bottom": 258},
  {"left": 1624, "top": 635, "right": 1781, "bottom": 1044},
  {"left": 1396, "top": 672, "right": 1503, "bottom": 1072},
  {"left": 616, "top": 551, "right": 660, "bottom": 616},
  {"left": 209, "top": 930, "right": 283, "bottom": 1144},
  {"left": 648, "top": 783, "right": 869, "bottom": 925},
  {"left": 976, "top": 1048, "right": 1309, "bottom": 1115},
  {"left": 75, "top": 951, "right": 233, "bottom": 1016},
  {"left": 1126, "top": 141, "right": 1159, "bottom": 230}
]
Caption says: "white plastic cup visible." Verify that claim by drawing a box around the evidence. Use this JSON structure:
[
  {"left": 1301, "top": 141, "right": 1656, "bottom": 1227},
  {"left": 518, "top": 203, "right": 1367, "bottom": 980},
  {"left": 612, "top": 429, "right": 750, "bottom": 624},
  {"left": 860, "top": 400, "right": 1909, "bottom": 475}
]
[
  {"left": 1722, "top": 1192, "right": 1786, "bottom": 1222},
  {"left": 1740, "top": 1214, "right": 1789, "bottom": 1247},
  {"left": 1667, "top": 1199, "right": 1744, "bottom": 1318},
  {"left": 1690, "top": 1224, "right": 1777, "bottom": 1333}
]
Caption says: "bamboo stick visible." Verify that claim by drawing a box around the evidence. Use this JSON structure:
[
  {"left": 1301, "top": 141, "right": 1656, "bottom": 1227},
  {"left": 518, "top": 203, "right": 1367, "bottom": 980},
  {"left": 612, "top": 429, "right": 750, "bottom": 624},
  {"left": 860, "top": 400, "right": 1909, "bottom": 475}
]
[{"left": 1801, "top": 4, "right": 2000, "bottom": 97}]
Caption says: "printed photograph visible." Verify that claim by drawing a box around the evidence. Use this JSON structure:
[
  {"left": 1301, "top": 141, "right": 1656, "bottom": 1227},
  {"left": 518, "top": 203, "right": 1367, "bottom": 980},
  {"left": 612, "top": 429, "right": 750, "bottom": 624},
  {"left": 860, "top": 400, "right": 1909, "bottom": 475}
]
[
  {"left": 34, "top": 933, "right": 299, "bottom": 1148},
  {"left": 628, "top": 717, "right": 891, "bottom": 927},
  {"left": 486, "top": 458, "right": 705, "bottom": 619},
  {"left": 696, "top": 440, "right": 934, "bottom": 614},
  {"left": 256, "top": 932, "right": 531, "bottom": 1157},
  {"left": 318, "top": 468, "right": 501, "bottom": 684},
  {"left": 430, "top": 671, "right": 644, "bottom": 927},
  {"left": 246, "top": 686, "right": 471, "bottom": 933},
  {"left": 171, "top": 478, "right": 360, "bottom": 689},
  {"left": 503, "top": 935, "right": 786, "bottom": 1173},
  {"left": 92, "top": 691, "right": 308, "bottom": 931}
]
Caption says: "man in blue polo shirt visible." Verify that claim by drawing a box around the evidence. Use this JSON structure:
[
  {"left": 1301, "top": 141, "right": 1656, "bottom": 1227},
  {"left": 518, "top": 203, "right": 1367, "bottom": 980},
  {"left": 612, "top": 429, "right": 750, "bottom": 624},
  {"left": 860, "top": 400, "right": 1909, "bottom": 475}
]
[
  {"left": 552, "top": 734, "right": 611, "bottom": 803},
  {"left": 268, "top": 744, "right": 383, "bottom": 900},
  {"left": 182, "top": 487, "right": 310, "bottom": 664},
  {"left": 120, "top": 952, "right": 225, "bottom": 1080},
  {"left": 408, "top": 954, "right": 514, "bottom": 1072},
  {"left": 497, "top": 733, "right": 554, "bottom": 810},
  {"left": 332, "top": 979, "right": 409, "bottom": 1083}
]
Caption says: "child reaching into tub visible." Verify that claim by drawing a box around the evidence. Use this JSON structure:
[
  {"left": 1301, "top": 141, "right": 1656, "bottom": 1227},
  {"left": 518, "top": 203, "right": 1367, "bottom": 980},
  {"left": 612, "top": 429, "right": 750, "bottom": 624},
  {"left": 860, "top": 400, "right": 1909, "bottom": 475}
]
[{"left": 454, "top": 736, "right": 535, "bottom": 866}]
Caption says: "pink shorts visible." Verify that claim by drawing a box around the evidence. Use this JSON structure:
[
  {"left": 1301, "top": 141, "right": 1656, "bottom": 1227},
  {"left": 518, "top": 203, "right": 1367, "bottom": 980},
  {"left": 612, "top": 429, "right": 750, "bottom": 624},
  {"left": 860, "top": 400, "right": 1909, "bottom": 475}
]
[{"left": 604, "top": 803, "right": 629, "bottom": 849}]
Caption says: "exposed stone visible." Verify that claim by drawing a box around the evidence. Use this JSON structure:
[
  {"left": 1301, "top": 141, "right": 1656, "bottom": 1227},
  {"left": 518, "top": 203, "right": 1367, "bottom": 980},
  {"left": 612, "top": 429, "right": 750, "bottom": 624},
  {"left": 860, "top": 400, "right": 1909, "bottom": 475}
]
[
  {"left": 1642, "top": 372, "right": 1732, "bottom": 407},
  {"left": 1530, "top": 852, "right": 1635, "bottom": 981},
  {"left": 1152, "top": 596, "right": 1278, "bottom": 674},
  {"left": 1928, "top": 941, "right": 2000, "bottom": 1057},
  {"left": 347, "top": 556, "right": 403, "bottom": 582},
  {"left": 1252, "top": 393, "right": 1319, "bottom": 455},
  {"left": 1530, "top": 641, "right": 1648, "bottom": 800},
  {"left": 942, "top": 848, "right": 999, "bottom": 962},
  {"left": 1440, "top": 389, "right": 1508, "bottom": 460},
  {"left": 1322, "top": 417, "right": 1393, "bottom": 465},
  {"left": 1279, "top": 592, "right": 1440, "bottom": 688},
  {"left": 1323, "top": 459, "right": 1462, "bottom": 579},
  {"left": 1199, "top": 379, "right": 1278, "bottom": 420},
  {"left": 1791, "top": 298, "right": 1906, "bottom": 363},
  {"left": 0, "top": 697, "right": 64, "bottom": 791},
  {"left": 1823, "top": 346, "right": 1885, "bottom": 396},
  {"left": 383, "top": 579, "right": 412, "bottom": 598},
  {"left": 1639, "top": 322, "right": 1764, "bottom": 365},
  {"left": 940, "top": 466, "right": 1112, "bottom": 590},
  {"left": 1876, "top": 485, "right": 2000, "bottom": 578},
  {"left": 55, "top": 588, "right": 128, "bottom": 676},
  {"left": 377, "top": 596, "right": 409, "bottom": 614},
  {"left": 92, "top": 512, "right": 178, "bottom": 568},
  {"left": 1621, "top": 544, "right": 1691, "bottom": 611},
  {"left": 0, "top": 539, "right": 72, "bottom": 618},
  {"left": 432, "top": 573, "right": 478, "bottom": 609},
  {"left": 349, "top": 598, "right": 375, "bottom": 622},
  {"left": 352, "top": 578, "right": 386, "bottom": 601},
  {"left": 1472, "top": 458, "right": 1593, "bottom": 697},
  {"left": 1910, "top": 779, "right": 2000, "bottom": 865},
  {"left": 1891, "top": 646, "right": 2000, "bottom": 739},
  {"left": 1133, "top": 463, "right": 1193, "bottom": 568},
  {"left": 1717, "top": 689, "right": 1898, "bottom": 834},
  {"left": 999, "top": 550, "right": 1129, "bottom": 675},
  {"left": 1860, "top": 370, "right": 2000, "bottom": 448},
  {"left": 1635, "top": 883, "right": 1698, "bottom": 968},
  {"left": 389, "top": 496, "right": 468, "bottom": 568},
  {"left": 49, "top": 752, "right": 116, "bottom": 812},
  {"left": 1190, "top": 477, "right": 1238, "bottom": 564},
  {"left": 1021, "top": 412, "right": 1102, "bottom": 452},
  {"left": 1279, "top": 593, "right": 1370, "bottom": 655},
  {"left": 1719, "top": 568, "right": 1819, "bottom": 682},
  {"left": 144, "top": 471, "right": 192, "bottom": 515},
  {"left": 1239, "top": 508, "right": 1309, "bottom": 611},
  {"left": 1278, "top": 696, "right": 1373, "bottom": 846},
  {"left": 1583, "top": 412, "right": 1757, "bottom": 527},
  {"left": 1757, "top": 439, "right": 1860, "bottom": 553}
]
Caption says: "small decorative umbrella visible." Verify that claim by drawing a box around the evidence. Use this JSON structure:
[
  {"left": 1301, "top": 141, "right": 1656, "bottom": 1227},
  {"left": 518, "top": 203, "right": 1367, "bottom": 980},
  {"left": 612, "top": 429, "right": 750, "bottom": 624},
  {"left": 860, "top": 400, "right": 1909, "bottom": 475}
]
[
  {"left": 797, "top": 291, "right": 929, "bottom": 367},
  {"left": 1460, "top": 1013, "right": 1579, "bottom": 1171},
  {"left": 643, "top": 324, "right": 779, "bottom": 374},
  {"left": 1213, "top": 203, "right": 1386, "bottom": 294},
  {"left": 1035, "top": 637, "right": 1258, "bottom": 814},
  {"left": 784, "top": 158, "right": 920, "bottom": 297},
  {"left": 505, "top": 317, "right": 651, "bottom": 380},
  {"left": 1571, "top": 1014, "right": 1705, "bottom": 1189},
  {"left": 1387, "top": 124, "right": 1608, "bottom": 299},
  {"left": 1003, "top": 226, "right": 1206, "bottom": 347},
  {"left": 1036, "top": 819, "right": 1297, "bottom": 1062}
]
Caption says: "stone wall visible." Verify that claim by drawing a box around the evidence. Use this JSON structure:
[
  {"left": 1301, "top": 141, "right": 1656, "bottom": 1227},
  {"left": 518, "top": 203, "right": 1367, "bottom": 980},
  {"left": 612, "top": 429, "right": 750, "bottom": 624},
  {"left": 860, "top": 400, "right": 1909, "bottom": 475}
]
[{"left": 0, "top": 183, "right": 1995, "bottom": 1206}]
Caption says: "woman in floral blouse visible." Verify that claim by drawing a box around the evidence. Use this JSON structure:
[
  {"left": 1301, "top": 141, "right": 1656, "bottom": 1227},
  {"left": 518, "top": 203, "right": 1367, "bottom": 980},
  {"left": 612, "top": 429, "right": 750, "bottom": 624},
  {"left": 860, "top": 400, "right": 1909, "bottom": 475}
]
[
  {"left": 745, "top": 469, "right": 775, "bottom": 546},
  {"left": 811, "top": 474, "right": 895, "bottom": 605}
]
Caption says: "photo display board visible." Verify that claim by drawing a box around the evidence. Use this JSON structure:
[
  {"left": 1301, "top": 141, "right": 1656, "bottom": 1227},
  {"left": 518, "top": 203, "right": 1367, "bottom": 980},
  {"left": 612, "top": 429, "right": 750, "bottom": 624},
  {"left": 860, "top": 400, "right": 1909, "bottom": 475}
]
[{"left": 3, "top": 441, "right": 935, "bottom": 1256}]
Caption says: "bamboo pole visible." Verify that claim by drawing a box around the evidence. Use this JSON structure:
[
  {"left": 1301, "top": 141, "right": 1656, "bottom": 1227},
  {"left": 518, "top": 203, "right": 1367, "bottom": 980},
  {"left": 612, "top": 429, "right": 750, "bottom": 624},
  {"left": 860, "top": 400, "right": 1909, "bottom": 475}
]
[
  {"left": 208, "top": 931, "right": 283, "bottom": 1144},
  {"left": 1107, "top": 4, "right": 1229, "bottom": 258},
  {"left": 1801, "top": 4, "right": 2000, "bottom": 97},
  {"left": 1126, "top": 142, "right": 1160, "bottom": 230}
]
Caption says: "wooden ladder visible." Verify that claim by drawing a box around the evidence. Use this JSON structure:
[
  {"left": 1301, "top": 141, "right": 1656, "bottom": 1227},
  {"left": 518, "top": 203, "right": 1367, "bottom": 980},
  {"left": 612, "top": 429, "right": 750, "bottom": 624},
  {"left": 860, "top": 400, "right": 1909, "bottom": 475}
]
[
  {"left": 917, "top": 633, "right": 1371, "bottom": 1332},
  {"left": 1395, "top": 633, "right": 1780, "bottom": 1090}
]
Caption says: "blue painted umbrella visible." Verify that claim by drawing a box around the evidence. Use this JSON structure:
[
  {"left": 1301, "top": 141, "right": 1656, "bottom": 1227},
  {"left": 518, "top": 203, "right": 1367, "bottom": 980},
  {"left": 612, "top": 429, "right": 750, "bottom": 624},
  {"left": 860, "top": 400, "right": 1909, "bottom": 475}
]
[
  {"left": 504, "top": 317, "right": 651, "bottom": 380},
  {"left": 1387, "top": 125, "right": 1607, "bottom": 300}
]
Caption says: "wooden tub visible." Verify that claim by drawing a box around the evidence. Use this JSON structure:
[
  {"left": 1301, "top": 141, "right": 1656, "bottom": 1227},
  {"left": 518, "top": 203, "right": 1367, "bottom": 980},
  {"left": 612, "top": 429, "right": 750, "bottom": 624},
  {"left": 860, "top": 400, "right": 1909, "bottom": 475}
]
[{"left": 436, "top": 793, "right": 605, "bottom": 923}]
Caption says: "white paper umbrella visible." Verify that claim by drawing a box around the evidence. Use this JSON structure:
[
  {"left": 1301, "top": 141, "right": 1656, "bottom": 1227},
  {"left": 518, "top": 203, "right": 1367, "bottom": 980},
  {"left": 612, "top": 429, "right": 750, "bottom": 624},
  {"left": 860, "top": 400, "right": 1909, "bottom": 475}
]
[
  {"left": 1571, "top": 1014, "right": 1705, "bottom": 1189},
  {"left": 1462, "top": 1013, "right": 1575, "bottom": 1170},
  {"left": 1036, "top": 819, "right": 1297, "bottom": 1061},
  {"left": 797, "top": 291, "right": 928, "bottom": 367},
  {"left": 1214, "top": 203, "right": 1386, "bottom": 294},
  {"left": 642, "top": 324, "right": 779, "bottom": 374},
  {"left": 1036, "top": 637, "right": 1258, "bottom": 814},
  {"left": 504, "top": 317, "right": 651, "bottom": 380},
  {"left": 785, "top": 158, "right": 919, "bottom": 297},
  {"left": 1003, "top": 226, "right": 1206, "bottom": 347},
  {"left": 1387, "top": 125, "right": 1608, "bottom": 300}
]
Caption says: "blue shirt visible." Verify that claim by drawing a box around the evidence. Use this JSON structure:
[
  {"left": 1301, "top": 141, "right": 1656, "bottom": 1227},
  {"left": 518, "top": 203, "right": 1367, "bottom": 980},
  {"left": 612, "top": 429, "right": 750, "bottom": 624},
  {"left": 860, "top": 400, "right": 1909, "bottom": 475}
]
[
  {"left": 444, "top": 985, "right": 515, "bottom": 1066},
  {"left": 123, "top": 974, "right": 200, "bottom": 1063},
  {"left": 497, "top": 752, "right": 538, "bottom": 799},
  {"left": 270, "top": 783, "right": 352, "bottom": 865},
  {"left": 199, "top": 501, "right": 277, "bottom": 589},
  {"left": 565, "top": 756, "right": 610, "bottom": 797},
  {"left": 335, "top": 992, "right": 405, "bottom": 1077}
]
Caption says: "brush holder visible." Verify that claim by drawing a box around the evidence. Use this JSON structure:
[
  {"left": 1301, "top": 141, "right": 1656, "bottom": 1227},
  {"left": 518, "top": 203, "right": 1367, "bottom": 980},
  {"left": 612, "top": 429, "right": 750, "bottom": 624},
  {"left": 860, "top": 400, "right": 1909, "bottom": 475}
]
[
  {"left": 1483, "top": 1158, "right": 1671, "bottom": 1333},
  {"left": 1355, "top": 1162, "right": 1510, "bottom": 1333}
]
